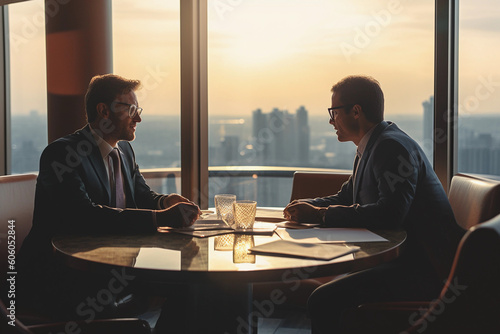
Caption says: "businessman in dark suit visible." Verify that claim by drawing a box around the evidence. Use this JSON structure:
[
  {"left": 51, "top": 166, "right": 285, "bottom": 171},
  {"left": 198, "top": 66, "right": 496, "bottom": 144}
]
[
  {"left": 284, "top": 75, "right": 465, "bottom": 333},
  {"left": 18, "top": 74, "right": 200, "bottom": 320}
]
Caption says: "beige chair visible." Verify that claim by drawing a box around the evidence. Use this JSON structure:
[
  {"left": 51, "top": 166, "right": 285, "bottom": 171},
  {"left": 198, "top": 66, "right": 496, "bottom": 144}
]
[
  {"left": 448, "top": 173, "right": 500, "bottom": 230},
  {"left": 0, "top": 174, "right": 154, "bottom": 331},
  {"left": 0, "top": 173, "right": 37, "bottom": 282},
  {"left": 289, "top": 171, "right": 351, "bottom": 202}
]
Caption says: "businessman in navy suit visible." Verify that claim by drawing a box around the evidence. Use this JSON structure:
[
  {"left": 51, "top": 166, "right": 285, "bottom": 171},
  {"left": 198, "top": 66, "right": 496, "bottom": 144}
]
[
  {"left": 19, "top": 74, "right": 200, "bottom": 320},
  {"left": 284, "top": 75, "right": 464, "bottom": 333}
]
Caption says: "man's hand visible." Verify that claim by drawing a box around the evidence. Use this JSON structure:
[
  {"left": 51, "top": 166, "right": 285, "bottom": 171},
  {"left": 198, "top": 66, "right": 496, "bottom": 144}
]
[
  {"left": 287, "top": 198, "right": 311, "bottom": 206},
  {"left": 283, "top": 200, "right": 311, "bottom": 218},
  {"left": 156, "top": 202, "right": 201, "bottom": 228},
  {"left": 283, "top": 202, "right": 326, "bottom": 225},
  {"left": 163, "top": 193, "right": 194, "bottom": 207}
]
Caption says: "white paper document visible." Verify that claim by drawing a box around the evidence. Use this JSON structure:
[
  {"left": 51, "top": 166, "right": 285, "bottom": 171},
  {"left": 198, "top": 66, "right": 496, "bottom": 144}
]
[
  {"left": 134, "top": 248, "right": 181, "bottom": 270},
  {"left": 254, "top": 207, "right": 287, "bottom": 222},
  {"left": 276, "top": 228, "right": 388, "bottom": 243},
  {"left": 249, "top": 240, "right": 360, "bottom": 260}
]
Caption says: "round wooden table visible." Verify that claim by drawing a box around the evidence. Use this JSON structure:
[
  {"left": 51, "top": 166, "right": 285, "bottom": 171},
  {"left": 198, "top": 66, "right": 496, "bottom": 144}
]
[{"left": 52, "top": 227, "right": 406, "bottom": 333}]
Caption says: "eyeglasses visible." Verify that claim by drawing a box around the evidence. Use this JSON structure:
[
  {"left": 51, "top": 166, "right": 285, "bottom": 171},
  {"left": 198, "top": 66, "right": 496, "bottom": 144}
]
[
  {"left": 328, "top": 105, "right": 354, "bottom": 119},
  {"left": 114, "top": 102, "right": 143, "bottom": 119}
]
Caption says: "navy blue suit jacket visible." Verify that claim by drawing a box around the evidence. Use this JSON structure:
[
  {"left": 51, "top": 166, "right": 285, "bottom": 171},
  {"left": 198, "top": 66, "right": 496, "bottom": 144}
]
[
  {"left": 305, "top": 121, "right": 464, "bottom": 281},
  {"left": 17, "top": 125, "right": 171, "bottom": 312},
  {"left": 20, "top": 125, "right": 165, "bottom": 273}
]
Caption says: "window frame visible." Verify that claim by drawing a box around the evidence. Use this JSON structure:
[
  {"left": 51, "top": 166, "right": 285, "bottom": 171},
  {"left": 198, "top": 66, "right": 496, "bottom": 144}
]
[
  {"left": 180, "top": 0, "right": 209, "bottom": 207},
  {"left": 0, "top": 0, "right": 460, "bottom": 199},
  {"left": 0, "top": 6, "right": 10, "bottom": 175},
  {"left": 433, "top": 0, "right": 459, "bottom": 191}
]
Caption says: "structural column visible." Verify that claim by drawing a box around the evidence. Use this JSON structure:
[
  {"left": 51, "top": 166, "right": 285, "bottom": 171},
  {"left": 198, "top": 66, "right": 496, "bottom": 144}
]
[
  {"left": 45, "top": 0, "right": 112, "bottom": 143},
  {"left": 180, "top": 0, "right": 208, "bottom": 207}
]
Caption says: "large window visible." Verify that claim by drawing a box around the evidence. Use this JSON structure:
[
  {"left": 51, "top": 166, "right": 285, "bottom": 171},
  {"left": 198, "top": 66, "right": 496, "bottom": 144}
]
[
  {"left": 458, "top": 0, "right": 500, "bottom": 176},
  {"left": 6, "top": 0, "right": 491, "bottom": 206},
  {"left": 7, "top": 0, "right": 47, "bottom": 174},
  {"left": 112, "top": 0, "right": 181, "bottom": 193},
  {"left": 207, "top": 0, "right": 434, "bottom": 206}
]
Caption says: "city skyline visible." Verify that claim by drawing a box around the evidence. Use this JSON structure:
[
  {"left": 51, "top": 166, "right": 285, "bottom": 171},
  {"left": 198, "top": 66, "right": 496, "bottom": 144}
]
[
  {"left": 7, "top": 0, "right": 500, "bottom": 119},
  {"left": 11, "top": 106, "right": 500, "bottom": 176}
]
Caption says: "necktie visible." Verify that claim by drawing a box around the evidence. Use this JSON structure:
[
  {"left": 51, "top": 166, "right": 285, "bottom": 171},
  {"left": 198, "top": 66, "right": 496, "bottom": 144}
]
[
  {"left": 353, "top": 150, "right": 362, "bottom": 190},
  {"left": 108, "top": 148, "right": 126, "bottom": 209}
]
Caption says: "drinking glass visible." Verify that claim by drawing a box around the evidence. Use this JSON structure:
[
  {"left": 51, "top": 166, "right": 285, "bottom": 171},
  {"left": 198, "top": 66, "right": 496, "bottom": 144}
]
[
  {"left": 233, "top": 200, "right": 257, "bottom": 230},
  {"left": 214, "top": 194, "right": 236, "bottom": 226}
]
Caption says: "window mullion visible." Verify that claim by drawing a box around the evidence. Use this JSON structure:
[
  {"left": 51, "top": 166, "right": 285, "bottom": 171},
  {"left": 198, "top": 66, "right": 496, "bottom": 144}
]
[
  {"left": 0, "top": 7, "right": 10, "bottom": 175},
  {"left": 434, "top": 0, "right": 458, "bottom": 192},
  {"left": 180, "top": 0, "right": 208, "bottom": 208}
]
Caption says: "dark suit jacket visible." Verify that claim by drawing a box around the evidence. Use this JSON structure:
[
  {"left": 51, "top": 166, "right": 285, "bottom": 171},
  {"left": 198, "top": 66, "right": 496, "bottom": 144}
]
[
  {"left": 19, "top": 125, "right": 165, "bottom": 283},
  {"left": 305, "top": 121, "right": 465, "bottom": 281}
]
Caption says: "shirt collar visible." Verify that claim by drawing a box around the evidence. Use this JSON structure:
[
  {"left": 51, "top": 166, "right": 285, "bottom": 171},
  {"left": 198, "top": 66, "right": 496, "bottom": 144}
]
[
  {"left": 89, "top": 124, "right": 115, "bottom": 158},
  {"left": 357, "top": 123, "right": 379, "bottom": 156}
]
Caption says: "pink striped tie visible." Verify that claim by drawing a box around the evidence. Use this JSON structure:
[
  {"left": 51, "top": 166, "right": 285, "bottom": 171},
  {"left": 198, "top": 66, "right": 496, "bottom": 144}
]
[{"left": 109, "top": 148, "right": 126, "bottom": 209}]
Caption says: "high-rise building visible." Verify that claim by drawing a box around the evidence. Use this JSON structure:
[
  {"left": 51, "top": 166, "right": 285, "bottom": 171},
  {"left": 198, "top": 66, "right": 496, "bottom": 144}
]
[
  {"left": 296, "top": 106, "right": 310, "bottom": 164},
  {"left": 252, "top": 108, "right": 268, "bottom": 165},
  {"left": 268, "top": 108, "right": 287, "bottom": 164},
  {"left": 252, "top": 106, "right": 310, "bottom": 166}
]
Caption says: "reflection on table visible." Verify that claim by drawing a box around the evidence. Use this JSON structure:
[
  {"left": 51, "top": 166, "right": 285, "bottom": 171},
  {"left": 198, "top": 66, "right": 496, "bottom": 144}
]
[
  {"left": 52, "top": 215, "right": 406, "bottom": 334},
  {"left": 53, "top": 228, "right": 405, "bottom": 281}
]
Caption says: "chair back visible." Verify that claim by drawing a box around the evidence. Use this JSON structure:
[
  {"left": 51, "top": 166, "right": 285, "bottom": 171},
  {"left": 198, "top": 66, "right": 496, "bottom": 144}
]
[
  {"left": 408, "top": 213, "right": 500, "bottom": 333},
  {"left": 0, "top": 174, "right": 37, "bottom": 281},
  {"left": 448, "top": 173, "right": 500, "bottom": 230},
  {"left": 290, "top": 171, "right": 351, "bottom": 202}
]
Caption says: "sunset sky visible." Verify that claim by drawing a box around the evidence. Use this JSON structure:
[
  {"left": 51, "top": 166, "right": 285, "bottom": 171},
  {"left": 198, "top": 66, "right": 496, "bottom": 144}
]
[{"left": 7, "top": 0, "right": 500, "bottom": 118}]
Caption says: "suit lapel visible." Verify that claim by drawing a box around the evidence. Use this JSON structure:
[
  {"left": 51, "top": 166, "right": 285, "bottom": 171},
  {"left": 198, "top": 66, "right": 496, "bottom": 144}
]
[
  {"left": 80, "top": 125, "right": 112, "bottom": 202},
  {"left": 116, "top": 144, "right": 135, "bottom": 206},
  {"left": 353, "top": 121, "right": 389, "bottom": 203}
]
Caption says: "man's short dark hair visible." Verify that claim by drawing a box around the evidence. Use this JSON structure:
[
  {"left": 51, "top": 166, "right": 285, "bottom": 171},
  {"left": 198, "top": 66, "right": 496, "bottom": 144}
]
[
  {"left": 85, "top": 74, "right": 141, "bottom": 122},
  {"left": 331, "top": 75, "right": 384, "bottom": 123}
]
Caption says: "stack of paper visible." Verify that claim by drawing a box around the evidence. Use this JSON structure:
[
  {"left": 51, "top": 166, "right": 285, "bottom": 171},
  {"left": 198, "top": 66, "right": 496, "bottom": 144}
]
[
  {"left": 276, "top": 228, "right": 388, "bottom": 243},
  {"left": 254, "top": 207, "right": 287, "bottom": 222}
]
